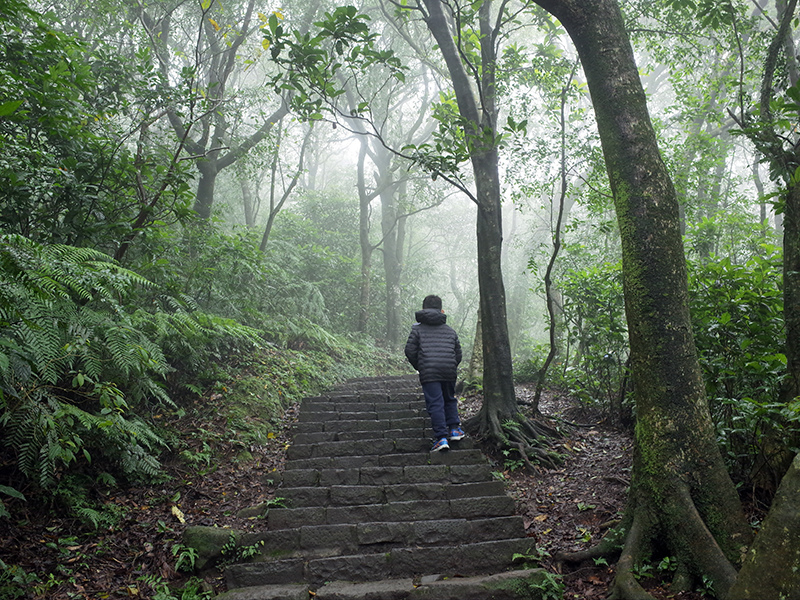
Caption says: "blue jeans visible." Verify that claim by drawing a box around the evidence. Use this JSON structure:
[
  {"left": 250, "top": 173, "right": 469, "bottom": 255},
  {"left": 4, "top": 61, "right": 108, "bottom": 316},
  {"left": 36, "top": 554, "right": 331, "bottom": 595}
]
[{"left": 421, "top": 381, "right": 460, "bottom": 440}]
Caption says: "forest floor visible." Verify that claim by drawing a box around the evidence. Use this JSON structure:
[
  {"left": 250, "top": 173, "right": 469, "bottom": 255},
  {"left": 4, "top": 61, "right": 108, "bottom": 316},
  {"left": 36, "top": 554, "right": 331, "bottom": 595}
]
[{"left": 0, "top": 384, "right": 710, "bottom": 600}]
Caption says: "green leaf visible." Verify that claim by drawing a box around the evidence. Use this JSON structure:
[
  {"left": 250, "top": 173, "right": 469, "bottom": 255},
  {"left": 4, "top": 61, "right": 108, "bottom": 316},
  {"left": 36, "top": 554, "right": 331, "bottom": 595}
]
[
  {"left": 0, "top": 485, "right": 25, "bottom": 501},
  {"left": 0, "top": 100, "right": 24, "bottom": 117}
]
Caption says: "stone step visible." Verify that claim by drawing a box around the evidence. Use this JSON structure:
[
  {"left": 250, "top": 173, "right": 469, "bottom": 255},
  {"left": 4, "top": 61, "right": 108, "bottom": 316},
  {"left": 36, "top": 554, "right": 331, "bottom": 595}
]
[
  {"left": 331, "top": 375, "right": 419, "bottom": 391},
  {"left": 298, "top": 401, "right": 423, "bottom": 415},
  {"left": 292, "top": 427, "right": 470, "bottom": 444},
  {"left": 291, "top": 416, "right": 426, "bottom": 432},
  {"left": 216, "top": 570, "right": 554, "bottom": 600},
  {"left": 283, "top": 447, "right": 487, "bottom": 471},
  {"left": 286, "top": 436, "right": 475, "bottom": 461},
  {"left": 279, "top": 481, "right": 507, "bottom": 509},
  {"left": 226, "top": 537, "right": 533, "bottom": 588},
  {"left": 281, "top": 462, "right": 492, "bottom": 488},
  {"left": 295, "top": 412, "right": 427, "bottom": 427},
  {"left": 308, "top": 391, "right": 421, "bottom": 404},
  {"left": 291, "top": 428, "right": 410, "bottom": 445},
  {"left": 290, "top": 418, "right": 428, "bottom": 437},
  {"left": 268, "top": 495, "right": 517, "bottom": 529},
  {"left": 250, "top": 515, "right": 524, "bottom": 560}
]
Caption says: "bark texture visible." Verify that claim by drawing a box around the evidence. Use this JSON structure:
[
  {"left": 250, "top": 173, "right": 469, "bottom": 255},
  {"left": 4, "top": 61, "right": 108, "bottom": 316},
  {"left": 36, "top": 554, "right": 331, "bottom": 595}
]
[
  {"left": 533, "top": 0, "right": 752, "bottom": 596},
  {"left": 728, "top": 453, "right": 800, "bottom": 600}
]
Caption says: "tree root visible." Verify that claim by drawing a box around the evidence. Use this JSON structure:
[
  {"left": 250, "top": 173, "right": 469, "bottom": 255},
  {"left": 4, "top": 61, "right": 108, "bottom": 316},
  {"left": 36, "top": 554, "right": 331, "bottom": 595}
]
[
  {"left": 553, "top": 525, "right": 625, "bottom": 565},
  {"left": 672, "top": 482, "right": 738, "bottom": 597},
  {"left": 465, "top": 411, "right": 563, "bottom": 470},
  {"left": 557, "top": 482, "right": 742, "bottom": 600},
  {"left": 609, "top": 510, "right": 654, "bottom": 600}
]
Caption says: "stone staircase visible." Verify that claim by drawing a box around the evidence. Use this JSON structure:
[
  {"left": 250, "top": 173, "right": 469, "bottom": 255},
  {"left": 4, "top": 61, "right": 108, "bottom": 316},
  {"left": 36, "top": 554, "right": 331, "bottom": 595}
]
[{"left": 207, "top": 375, "right": 553, "bottom": 600}]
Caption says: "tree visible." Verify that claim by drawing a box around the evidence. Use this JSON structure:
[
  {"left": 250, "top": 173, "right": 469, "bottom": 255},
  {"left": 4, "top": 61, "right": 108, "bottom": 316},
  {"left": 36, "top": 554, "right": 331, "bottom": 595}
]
[
  {"left": 531, "top": 0, "right": 753, "bottom": 597},
  {"left": 134, "top": 0, "right": 289, "bottom": 219},
  {"left": 0, "top": 0, "right": 194, "bottom": 258},
  {"left": 258, "top": 120, "right": 313, "bottom": 252},
  {"left": 394, "top": 0, "right": 529, "bottom": 449},
  {"left": 731, "top": 0, "right": 800, "bottom": 401},
  {"left": 348, "top": 73, "right": 438, "bottom": 346}
]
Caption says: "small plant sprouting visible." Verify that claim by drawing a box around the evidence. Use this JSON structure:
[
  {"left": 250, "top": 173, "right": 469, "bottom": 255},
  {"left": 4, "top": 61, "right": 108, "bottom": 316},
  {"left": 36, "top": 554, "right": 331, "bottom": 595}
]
[
  {"left": 172, "top": 543, "right": 199, "bottom": 573},
  {"left": 575, "top": 526, "right": 592, "bottom": 543},
  {"left": 512, "top": 546, "right": 551, "bottom": 568},
  {"left": 219, "top": 533, "right": 265, "bottom": 566}
]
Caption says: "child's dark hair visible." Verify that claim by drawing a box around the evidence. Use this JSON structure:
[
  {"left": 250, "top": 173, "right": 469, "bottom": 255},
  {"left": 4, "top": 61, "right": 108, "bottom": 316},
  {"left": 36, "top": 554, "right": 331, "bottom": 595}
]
[{"left": 422, "top": 295, "right": 443, "bottom": 310}]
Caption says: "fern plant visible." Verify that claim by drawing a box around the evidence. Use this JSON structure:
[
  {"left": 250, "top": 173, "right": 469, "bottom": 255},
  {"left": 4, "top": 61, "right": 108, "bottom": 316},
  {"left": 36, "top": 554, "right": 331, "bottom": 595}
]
[{"left": 0, "top": 234, "right": 172, "bottom": 498}]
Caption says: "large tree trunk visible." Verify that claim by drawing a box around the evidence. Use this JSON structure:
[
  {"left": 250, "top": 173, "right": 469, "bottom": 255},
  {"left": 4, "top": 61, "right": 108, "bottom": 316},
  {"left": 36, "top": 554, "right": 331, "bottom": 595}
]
[
  {"left": 472, "top": 149, "right": 519, "bottom": 427},
  {"left": 421, "top": 0, "right": 518, "bottom": 431},
  {"left": 377, "top": 151, "right": 405, "bottom": 348},
  {"left": 193, "top": 160, "right": 218, "bottom": 220},
  {"left": 534, "top": 0, "right": 752, "bottom": 596},
  {"left": 356, "top": 137, "right": 377, "bottom": 334},
  {"left": 382, "top": 180, "right": 407, "bottom": 348}
]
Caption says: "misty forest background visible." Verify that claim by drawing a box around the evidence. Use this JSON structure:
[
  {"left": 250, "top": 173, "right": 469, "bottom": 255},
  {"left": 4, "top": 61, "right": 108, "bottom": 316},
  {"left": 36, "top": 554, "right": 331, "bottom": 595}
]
[{"left": 2, "top": 0, "right": 800, "bottom": 597}]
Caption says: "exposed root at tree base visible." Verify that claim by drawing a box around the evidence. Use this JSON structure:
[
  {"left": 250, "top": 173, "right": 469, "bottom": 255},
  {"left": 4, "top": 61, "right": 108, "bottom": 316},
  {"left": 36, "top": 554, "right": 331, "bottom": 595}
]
[
  {"left": 465, "top": 412, "right": 563, "bottom": 470},
  {"left": 556, "top": 489, "right": 742, "bottom": 600}
]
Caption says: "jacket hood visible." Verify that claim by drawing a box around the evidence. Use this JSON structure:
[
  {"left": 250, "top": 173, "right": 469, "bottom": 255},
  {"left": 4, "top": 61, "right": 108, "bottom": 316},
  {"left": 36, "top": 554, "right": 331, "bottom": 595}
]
[{"left": 415, "top": 308, "right": 447, "bottom": 326}]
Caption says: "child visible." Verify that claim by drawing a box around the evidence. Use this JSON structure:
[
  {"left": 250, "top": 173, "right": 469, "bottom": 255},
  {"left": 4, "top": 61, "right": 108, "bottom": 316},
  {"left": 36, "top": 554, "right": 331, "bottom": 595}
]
[{"left": 404, "top": 295, "right": 465, "bottom": 452}]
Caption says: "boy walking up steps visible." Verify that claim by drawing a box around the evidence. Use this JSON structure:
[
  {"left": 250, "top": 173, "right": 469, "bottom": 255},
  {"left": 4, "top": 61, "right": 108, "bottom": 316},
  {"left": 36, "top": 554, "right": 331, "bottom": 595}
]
[{"left": 404, "top": 294, "right": 466, "bottom": 452}]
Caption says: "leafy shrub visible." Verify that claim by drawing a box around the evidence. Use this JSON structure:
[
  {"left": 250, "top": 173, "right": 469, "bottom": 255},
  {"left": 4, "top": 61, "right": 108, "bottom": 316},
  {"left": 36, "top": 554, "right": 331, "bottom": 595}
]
[
  {"left": 687, "top": 245, "right": 793, "bottom": 489},
  {"left": 132, "top": 220, "right": 361, "bottom": 343},
  {"left": 558, "top": 260, "right": 629, "bottom": 411}
]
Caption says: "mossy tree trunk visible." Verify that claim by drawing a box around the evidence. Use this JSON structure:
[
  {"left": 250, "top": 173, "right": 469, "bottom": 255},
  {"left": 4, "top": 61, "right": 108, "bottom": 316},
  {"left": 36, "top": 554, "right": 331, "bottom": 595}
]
[
  {"left": 783, "top": 182, "right": 800, "bottom": 400},
  {"left": 532, "top": 0, "right": 752, "bottom": 597},
  {"left": 736, "top": 0, "right": 800, "bottom": 402},
  {"left": 728, "top": 452, "right": 800, "bottom": 599}
]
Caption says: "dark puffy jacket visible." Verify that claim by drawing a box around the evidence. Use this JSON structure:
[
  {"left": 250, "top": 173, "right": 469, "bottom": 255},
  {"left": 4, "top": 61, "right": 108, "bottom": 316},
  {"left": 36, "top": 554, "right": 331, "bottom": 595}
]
[{"left": 404, "top": 308, "right": 462, "bottom": 383}]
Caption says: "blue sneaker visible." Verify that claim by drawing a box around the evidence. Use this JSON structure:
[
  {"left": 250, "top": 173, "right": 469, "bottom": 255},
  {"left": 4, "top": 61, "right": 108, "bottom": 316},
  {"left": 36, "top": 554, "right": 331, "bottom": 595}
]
[
  {"left": 448, "top": 427, "right": 466, "bottom": 441},
  {"left": 431, "top": 437, "right": 450, "bottom": 452}
]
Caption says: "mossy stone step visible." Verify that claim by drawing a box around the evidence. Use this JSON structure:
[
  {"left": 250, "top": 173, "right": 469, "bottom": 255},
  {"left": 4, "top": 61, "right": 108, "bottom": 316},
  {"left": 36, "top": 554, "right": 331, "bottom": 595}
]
[
  {"left": 283, "top": 447, "right": 486, "bottom": 471},
  {"left": 215, "top": 570, "right": 557, "bottom": 600},
  {"left": 241, "top": 515, "right": 525, "bottom": 559},
  {"left": 286, "top": 436, "right": 476, "bottom": 460},
  {"left": 280, "top": 480, "right": 506, "bottom": 508}
]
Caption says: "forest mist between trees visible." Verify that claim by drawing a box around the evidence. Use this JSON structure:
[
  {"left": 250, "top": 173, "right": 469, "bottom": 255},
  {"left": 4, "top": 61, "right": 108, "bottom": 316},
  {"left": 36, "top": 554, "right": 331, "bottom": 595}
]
[{"left": 2, "top": 0, "right": 800, "bottom": 598}]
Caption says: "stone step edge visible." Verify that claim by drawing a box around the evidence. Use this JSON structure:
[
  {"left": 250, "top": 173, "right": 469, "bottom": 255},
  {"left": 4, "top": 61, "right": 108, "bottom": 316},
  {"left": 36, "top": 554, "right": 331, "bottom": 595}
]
[
  {"left": 215, "top": 569, "right": 553, "bottom": 600},
  {"left": 286, "top": 438, "right": 475, "bottom": 460},
  {"left": 224, "top": 537, "right": 535, "bottom": 588},
  {"left": 282, "top": 448, "right": 487, "bottom": 471},
  {"left": 280, "top": 462, "right": 491, "bottom": 487},
  {"left": 263, "top": 495, "right": 517, "bottom": 528},
  {"left": 277, "top": 480, "right": 507, "bottom": 508},
  {"left": 184, "top": 522, "right": 529, "bottom": 574},
  {"left": 221, "top": 515, "right": 525, "bottom": 561}
]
